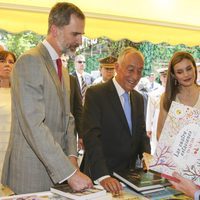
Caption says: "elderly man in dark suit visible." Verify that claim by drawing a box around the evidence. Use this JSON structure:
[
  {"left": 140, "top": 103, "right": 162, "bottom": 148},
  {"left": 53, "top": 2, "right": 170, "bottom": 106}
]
[{"left": 82, "top": 47, "right": 151, "bottom": 194}]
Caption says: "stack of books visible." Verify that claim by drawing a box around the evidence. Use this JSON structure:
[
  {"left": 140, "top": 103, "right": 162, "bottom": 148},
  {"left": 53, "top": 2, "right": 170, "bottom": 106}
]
[{"left": 113, "top": 168, "right": 170, "bottom": 195}]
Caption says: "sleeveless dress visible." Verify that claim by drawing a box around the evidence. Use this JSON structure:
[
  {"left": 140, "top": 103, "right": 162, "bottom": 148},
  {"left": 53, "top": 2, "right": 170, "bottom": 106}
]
[{"left": 175, "top": 91, "right": 200, "bottom": 109}]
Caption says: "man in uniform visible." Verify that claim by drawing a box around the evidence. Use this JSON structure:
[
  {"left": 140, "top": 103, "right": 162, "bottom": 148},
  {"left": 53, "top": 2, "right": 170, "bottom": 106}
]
[{"left": 93, "top": 56, "right": 116, "bottom": 85}]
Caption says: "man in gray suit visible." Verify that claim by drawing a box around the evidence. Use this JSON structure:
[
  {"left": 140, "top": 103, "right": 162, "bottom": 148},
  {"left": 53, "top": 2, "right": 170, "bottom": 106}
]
[{"left": 1, "top": 2, "right": 92, "bottom": 194}]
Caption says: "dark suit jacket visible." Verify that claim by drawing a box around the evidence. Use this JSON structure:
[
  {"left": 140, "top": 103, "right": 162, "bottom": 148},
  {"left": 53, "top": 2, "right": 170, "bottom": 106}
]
[
  {"left": 69, "top": 75, "right": 83, "bottom": 137},
  {"left": 71, "top": 71, "right": 94, "bottom": 93},
  {"left": 82, "top": 79, "right": 150, "bottom": 181}
]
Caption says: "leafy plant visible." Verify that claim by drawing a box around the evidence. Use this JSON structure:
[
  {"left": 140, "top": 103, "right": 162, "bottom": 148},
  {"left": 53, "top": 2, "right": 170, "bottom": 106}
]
[{"left": 0, "top": 30, "right": 199, "bottom": 75}]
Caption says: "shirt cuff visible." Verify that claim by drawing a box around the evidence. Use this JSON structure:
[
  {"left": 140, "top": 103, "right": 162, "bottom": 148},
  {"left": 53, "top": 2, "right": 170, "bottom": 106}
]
[
  {"left": 94, "top": 175, "right": 110, "bottom": 184},
  {"left": 59, "top": 169, "right": 77, "bottom": 184},
  {"left": 194, "top": 190, "right": 200, "bottom": 200},
  {"left": 69, "top": 154, "right": 78, "bottom": 158}
]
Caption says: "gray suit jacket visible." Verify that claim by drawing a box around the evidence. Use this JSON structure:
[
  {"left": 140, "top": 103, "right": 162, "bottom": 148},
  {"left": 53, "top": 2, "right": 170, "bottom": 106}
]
[{"left": 1, "top": 43, "right": 77, "bottom": 194}]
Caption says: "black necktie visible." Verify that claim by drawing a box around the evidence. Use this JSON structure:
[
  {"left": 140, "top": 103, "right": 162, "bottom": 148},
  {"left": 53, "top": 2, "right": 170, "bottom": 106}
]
[{"left": 81, "top": 75, "right": 86, "bottom": 98}]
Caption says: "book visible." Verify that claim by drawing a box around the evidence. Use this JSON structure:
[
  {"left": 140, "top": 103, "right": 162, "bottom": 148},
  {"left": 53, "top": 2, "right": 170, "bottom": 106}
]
[
  {"left": 0, "top": 191, "right": 51, "bottom": 200},
  {"left": 150, "top": 101, "right": 200, "bottom": 185},
  {"left": 113, "top": 168, "right": 170, "bottom": 192},
  {"left": 142, "top": 186, "right": 183, "bottom": 199},
  {"left": 50, "top": 184, "right": 106, "bottom": 200},
  {"left": 142, "top": 152, "right": 153, "bottom": 171},
  {"left": 0, "top": 184, "right": 14, "bottom": 197}
]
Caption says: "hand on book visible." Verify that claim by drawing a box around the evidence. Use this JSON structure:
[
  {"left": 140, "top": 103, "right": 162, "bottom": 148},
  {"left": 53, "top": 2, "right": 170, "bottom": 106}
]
[
  {"left": 68, "top": 170, "right": 93, "bottom": 191},
  {"left": 100, "top": 177, "right": 122, "bottom": 196},
  {"left": 169, "top": 172, "right": 199, "bottom": 198}
]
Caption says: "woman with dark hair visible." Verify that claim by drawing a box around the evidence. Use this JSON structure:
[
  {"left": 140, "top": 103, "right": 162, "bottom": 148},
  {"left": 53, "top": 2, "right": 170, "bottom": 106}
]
[
  {"left": 0, "top": 50, "right": 16, "bottom": 178},
  {"left": 0, "top": 51, "right": 16, "bottom": 88},
  {"left": 157, "top": 51, "right": 199, "bottom": 140},
  {"left": 156, "top": 52, "right": 200, "bottom": 199}
]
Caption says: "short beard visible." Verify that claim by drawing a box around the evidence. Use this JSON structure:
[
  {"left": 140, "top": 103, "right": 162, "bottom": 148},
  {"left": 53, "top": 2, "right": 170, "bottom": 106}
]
[
  {"left": 56, "top": 38, "right": 76, "bottom": 57},
  {"left": 62, "top": 47, "right": 75, "bottom": 57}
]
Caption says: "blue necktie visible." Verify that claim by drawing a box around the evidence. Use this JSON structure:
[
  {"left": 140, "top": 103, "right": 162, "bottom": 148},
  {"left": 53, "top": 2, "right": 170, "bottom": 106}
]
[{"left": 123, "top": 92, "right": 132, "bottom": 133}]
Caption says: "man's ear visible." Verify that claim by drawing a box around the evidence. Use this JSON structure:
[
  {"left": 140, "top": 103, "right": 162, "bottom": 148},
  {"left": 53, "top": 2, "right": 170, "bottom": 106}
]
[
  {"left": 115, "top": 62, "right": 119, "bottom": 72},
  {"left": 51, "top": 25, "right": 57, "bottom": 37}
]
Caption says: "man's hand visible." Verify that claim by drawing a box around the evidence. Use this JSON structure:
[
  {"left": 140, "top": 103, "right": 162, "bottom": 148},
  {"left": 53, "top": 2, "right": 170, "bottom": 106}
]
[
  {"left": 68, "top": 170, "right": 93, "bottom": 191},
  {"left": 78, "top": 138, "right": 84, "bottom": 151},
  {"left": 100, "top": 177, "right": 122, "bottom": 195},
  {"left": 146, "top": 131, "right": 152, "bottom": 139}
]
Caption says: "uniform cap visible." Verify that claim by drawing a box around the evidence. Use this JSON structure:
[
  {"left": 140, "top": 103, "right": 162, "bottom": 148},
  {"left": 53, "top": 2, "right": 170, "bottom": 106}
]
[{"left": 99, "top": 56, "right": 117, "bottom": 68}]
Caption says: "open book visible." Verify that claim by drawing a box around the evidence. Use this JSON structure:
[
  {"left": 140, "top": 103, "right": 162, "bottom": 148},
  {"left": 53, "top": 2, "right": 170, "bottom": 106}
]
[
  {"left": 50, "top": 184, "right": 106, "bottom": 200},
  {"left": 150, "top": 101, "right": 200, "bottom": 185}
]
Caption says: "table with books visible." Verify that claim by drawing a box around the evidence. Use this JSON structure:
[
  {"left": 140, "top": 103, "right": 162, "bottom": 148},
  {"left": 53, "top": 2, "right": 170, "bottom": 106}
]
[
  {"left": 0, "top": 185, "right": 146, "bottom": 200},
  {"left": 0, "top": 184, "right": 192, "bottom": 200}
]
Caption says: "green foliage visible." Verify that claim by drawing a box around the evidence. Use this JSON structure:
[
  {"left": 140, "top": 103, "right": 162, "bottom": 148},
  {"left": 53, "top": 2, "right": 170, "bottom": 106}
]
[
  {"left": 106, "top": 38, "right": 139, "bottom": 58},
  {"left": 86, "top": 53, "right": 108, "bottom": 73},
  {"left": 0, "top": 30, "right": 199, "bottom": 75},
  {"left": 0, "top": 30, "right": 44, "bottom": 58}
]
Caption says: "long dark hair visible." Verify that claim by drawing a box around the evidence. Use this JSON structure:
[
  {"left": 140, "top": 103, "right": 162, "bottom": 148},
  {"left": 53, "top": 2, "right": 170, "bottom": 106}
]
[{"left": 163, "top": 51, "right": 197, "bottom": 112}]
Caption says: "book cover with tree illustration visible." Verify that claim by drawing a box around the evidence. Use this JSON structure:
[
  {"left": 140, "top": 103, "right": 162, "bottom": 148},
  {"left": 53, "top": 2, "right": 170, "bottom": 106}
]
[{"left": 150, "top": 101, "right": 200, "bottom": 185}]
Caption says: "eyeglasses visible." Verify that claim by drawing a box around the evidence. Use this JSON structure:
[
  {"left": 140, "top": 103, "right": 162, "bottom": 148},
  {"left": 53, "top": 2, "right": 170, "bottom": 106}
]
[
  {"left": 77, "top": 61, "right": 86, "bottom": 64},
  {"left": 0, "top": 59, "right": 15, "bottom": 65}
]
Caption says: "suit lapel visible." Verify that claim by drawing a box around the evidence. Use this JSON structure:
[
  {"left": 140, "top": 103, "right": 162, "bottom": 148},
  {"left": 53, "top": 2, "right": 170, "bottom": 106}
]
[
  {"left": 130, "top": 91, "right": 137, "bottom": 135},
  {"left": 37, "top": 43, "right": 66, "bottom": 114},
  {"left": 62, "top": 67, "right": 70, "bottom": 114},
  {"left": 74, "top": 72, "right": 81, "bottom": 93}
]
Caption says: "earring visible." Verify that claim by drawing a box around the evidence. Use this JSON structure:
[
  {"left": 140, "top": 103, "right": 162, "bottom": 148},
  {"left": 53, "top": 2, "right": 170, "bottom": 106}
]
[{"left": 175, "top": 79, "right": 178, "bottom": 85}]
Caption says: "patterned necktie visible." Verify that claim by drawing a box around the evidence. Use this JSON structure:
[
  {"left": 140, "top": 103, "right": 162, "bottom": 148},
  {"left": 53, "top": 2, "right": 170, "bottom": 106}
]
[
  {"left": 81, "top": 75, "right": 87, "bottom": 98},
  {"left": 56, "top": 58, "right": 62, "bottom": 81},
  {"left": 123, "top": 92, "right": 132, "bottom": 133}
]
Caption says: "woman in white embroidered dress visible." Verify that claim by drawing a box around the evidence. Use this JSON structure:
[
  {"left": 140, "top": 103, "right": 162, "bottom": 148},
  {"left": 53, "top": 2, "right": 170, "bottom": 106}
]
[
  {"left": 156, "top": 51, "right": 200, "bottom": 198},
  {"left": 157, "top": 51, "right": 200, "bottom": 140}
]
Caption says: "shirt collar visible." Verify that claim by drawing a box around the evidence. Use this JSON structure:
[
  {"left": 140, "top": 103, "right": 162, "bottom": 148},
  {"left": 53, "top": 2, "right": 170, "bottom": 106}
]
[
  {"left": 76, "top": 71, "right": 85, "bottom": 78},
  {"left": 42, "top": 40, "right": 59, "bottom": 61},
  {"left": 112, "top": 77, "right": 127, "bottom": 97}
]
